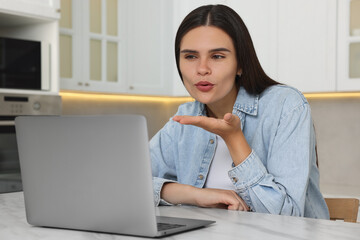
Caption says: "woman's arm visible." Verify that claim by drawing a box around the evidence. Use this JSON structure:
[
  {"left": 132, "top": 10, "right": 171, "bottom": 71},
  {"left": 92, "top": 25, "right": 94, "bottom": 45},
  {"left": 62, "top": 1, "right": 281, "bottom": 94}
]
[
  {"left": 151, "top": 117, "right": 249, "bottom": 211},
  {"left": 161, "top": 182, "right": 249, "bottom": 211}
]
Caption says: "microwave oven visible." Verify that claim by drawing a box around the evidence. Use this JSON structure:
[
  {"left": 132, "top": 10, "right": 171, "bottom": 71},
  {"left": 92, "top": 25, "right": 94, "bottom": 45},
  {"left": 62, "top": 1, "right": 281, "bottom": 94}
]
[{"left": 0, "top": 36, "right": 50, "bottom": 91}]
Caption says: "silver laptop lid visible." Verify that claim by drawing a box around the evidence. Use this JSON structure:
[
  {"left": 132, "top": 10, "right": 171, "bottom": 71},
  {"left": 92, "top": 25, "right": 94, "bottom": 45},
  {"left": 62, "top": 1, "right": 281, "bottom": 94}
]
[{"left": 15, "top": 115, "right": 158, "bottom": 236}]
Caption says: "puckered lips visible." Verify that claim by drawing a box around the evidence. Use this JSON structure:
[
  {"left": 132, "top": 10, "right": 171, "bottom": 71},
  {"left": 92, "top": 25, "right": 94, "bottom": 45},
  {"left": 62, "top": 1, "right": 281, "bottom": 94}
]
[{"left": 194, "top": 81, "right": 214, "bottom": 92}]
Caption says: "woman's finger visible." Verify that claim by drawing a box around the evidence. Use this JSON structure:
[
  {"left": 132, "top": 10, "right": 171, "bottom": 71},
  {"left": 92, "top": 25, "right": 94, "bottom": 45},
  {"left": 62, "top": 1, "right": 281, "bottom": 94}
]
[{"left": 231, "top": 191, "right": 249, "bottom": 211}]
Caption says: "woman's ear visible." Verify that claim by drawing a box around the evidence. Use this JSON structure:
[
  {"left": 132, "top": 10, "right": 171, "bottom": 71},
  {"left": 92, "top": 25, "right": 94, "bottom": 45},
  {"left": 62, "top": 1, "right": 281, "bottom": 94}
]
[{"left": 237, "top": 69, "right": 242, "bottom": 77}]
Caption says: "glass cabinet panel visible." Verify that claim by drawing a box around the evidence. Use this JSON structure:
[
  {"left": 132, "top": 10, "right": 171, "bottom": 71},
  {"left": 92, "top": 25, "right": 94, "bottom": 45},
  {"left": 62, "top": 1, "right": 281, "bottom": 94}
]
[
  {"left": 350, "top": 0, "right": 360, "bottom": 36},
  {"left": 90, "top": 0, "right": 102, "bottom": 34},
  {"left": 106, "top": 0, "right": 118, "bottom": 36},
  {"left": 90, "top": 39, "right": 102, "bottom": 81},
  {"left": 106, "top": 42, "right": 118, "bottom": 82},
  {"left": 349, "top": 42, "right": 360, "bottom": 78},
  {"left": 60, "top": 35, "right": 73, "bottom": 78},
  {"left": 60, "top": 0, "right": 72, "bottom": 29}
]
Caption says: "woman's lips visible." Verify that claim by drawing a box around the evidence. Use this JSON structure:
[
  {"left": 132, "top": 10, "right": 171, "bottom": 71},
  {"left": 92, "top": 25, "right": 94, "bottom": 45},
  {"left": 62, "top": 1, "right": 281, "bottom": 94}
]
[{"left": 194, "top": 81, "right": 214, "bottom": 92}]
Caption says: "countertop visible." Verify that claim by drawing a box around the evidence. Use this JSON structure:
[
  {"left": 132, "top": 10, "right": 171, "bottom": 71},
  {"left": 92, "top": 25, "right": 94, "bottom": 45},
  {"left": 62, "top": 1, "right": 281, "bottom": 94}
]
[{"left": 1, "top": 192, "right": 360, "bottom": 240}]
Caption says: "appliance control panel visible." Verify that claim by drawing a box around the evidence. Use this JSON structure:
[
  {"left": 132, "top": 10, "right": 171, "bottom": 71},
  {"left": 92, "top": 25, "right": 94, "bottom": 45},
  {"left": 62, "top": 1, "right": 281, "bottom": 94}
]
[{"left": 0, "top": 93, "right": 62, "bottom": 116}]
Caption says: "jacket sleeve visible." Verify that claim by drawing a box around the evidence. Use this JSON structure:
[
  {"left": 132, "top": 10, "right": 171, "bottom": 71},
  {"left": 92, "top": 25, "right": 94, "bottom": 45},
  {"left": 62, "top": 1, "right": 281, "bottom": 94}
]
[
  {"left": 228, "top": 103, "right": 315, "bottom": 216},
  {"left": 150, "top": 120, "right": 178, "bottom": 206}
]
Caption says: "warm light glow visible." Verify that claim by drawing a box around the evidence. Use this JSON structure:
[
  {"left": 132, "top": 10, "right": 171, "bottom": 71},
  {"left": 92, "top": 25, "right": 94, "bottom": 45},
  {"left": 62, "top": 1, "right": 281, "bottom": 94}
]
[
  {"left": 304, "top": 92, "right": 360, "bottom": 99},
  {"left": 60, "top": 91, "right": 360, "bottom": 103},
  {"left": 60, "top": 91, "right": 194, "bottom": 103}
]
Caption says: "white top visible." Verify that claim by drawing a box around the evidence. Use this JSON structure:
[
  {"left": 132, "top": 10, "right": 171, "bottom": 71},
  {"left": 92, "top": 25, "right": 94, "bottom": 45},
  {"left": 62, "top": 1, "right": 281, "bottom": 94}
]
[{"left": 204, "top": 135, "right": 235, "bottom": 190}]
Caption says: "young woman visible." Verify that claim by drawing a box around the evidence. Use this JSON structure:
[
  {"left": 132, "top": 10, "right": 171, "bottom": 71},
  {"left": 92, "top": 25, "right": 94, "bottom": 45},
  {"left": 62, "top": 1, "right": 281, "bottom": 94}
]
[{"left": 150, "top": 4, "right": 329, "bottom": 219}]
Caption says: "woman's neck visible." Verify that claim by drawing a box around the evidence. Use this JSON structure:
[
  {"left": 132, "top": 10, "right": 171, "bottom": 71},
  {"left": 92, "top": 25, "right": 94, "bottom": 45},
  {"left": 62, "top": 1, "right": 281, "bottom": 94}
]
[
  {"left": 206, "top": 105, "right": 232, "bottom": 119},
  {"left": 205, "top": 85, "right": 238, "bottom": 119}
]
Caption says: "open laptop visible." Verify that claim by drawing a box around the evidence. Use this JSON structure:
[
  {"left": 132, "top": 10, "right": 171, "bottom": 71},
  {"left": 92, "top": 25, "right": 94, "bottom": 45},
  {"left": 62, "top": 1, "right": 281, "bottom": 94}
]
[{"left": 15, "top": 114, "right": 215, "bottom": 237}]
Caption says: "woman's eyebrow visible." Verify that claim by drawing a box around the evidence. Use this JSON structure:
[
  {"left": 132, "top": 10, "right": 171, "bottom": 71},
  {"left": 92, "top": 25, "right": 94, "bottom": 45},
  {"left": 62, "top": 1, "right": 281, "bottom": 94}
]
[
  {"left": 180, "top": 48, "right": 231, "bottom": 54},
  {"left": 180, "top": 49, "right": 198, "bottom": 54},
  {"left": 209, "top": 48, "right": 231, "bottom": 53}
]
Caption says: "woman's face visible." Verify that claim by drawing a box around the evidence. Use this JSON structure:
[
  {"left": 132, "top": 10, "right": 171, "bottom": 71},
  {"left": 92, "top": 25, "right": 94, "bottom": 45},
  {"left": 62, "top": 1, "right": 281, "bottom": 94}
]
[{"left": 179, "top": 26, "right": 241, "bottom": 107}]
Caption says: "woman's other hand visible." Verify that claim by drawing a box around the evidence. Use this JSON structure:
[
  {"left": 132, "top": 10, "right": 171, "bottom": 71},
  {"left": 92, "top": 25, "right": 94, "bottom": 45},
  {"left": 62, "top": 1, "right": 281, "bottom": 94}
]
[
  {"left": 161, "top": 182, "right": 249, "bottom": 211},
  {"left": 194, "top": 187, "right": 249, "bottom": 211}
]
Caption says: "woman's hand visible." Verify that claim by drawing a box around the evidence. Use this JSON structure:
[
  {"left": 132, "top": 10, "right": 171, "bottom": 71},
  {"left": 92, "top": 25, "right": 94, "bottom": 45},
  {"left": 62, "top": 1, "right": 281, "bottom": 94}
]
[
  {"left": 173, "top": 113, "right": 241, "bottom": 140},
  {"left": 173, "top": 113, "right": 252, "bottom": 165},
  {"left": 194, "top": 187, "right": 249, "bottom": 211},
  {"left": 161, "top": 182, "right": 249, "bottom": 211}
]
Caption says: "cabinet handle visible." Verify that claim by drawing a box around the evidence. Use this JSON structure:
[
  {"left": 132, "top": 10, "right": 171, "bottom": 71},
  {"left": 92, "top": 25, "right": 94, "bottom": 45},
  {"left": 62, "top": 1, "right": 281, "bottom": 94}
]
[
  {"left": 129, "top": 86, "right": 134, "bottom": 90},
  {"left": 85, "top": 83, "right": 90, "bottom": 87},
  {"left": 0, "top": 121, "right": 15, "bottom": 126},
  {"left": 78, "top": 82, "right": 83, "bottom": 86}
]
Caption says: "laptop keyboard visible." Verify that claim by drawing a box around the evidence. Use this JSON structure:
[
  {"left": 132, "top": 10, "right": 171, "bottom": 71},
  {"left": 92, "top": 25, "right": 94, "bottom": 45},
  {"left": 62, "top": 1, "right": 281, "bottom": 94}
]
[{"left": 157, "top": 222, "right": 186, "bottom": 231}]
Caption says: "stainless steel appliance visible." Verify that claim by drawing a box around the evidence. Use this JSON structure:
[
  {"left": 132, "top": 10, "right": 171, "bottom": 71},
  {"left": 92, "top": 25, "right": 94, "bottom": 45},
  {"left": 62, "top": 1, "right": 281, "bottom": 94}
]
[{"left": 0, "top": 93, "right": 61, "bottom": 193}]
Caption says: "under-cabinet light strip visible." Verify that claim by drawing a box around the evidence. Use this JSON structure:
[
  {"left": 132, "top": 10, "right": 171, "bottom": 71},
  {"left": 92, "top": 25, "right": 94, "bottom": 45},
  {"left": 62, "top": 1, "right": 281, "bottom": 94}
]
[{"left": 60, "top": 91, "right": 360, "bottom": 102}]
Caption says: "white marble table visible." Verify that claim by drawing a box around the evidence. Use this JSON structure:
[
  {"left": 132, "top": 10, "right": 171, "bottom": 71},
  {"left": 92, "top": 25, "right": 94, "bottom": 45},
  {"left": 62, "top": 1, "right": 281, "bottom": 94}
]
[{"left": 1, "top": 192, "right": 360, "bottom": 240}]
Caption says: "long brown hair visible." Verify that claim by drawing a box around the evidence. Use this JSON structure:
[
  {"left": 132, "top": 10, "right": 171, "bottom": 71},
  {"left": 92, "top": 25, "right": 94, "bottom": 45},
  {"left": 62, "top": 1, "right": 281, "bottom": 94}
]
[{"left": 175, "top": 4, "right": 279, "bottom": 95}]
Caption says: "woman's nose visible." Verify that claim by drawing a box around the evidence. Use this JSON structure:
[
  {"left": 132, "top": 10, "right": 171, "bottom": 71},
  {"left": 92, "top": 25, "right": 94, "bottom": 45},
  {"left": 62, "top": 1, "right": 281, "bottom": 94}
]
[{"left": 197, "top": 59, "right": 211, "bottom": 76}]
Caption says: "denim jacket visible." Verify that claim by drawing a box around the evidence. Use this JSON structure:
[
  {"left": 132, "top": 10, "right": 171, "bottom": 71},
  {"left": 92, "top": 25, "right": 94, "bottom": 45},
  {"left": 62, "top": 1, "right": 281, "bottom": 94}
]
[{"left": 150, "top": 85, "right": 330, "bottom": 219}]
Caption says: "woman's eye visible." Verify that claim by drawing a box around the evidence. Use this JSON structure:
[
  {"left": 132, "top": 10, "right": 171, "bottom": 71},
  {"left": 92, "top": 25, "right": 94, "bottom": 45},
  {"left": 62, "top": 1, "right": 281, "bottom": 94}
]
[
  {"left": 184, "top": 55, "right": 197, "bottom": 60},
  {"left": 212, "top": 54, "right": 225, "bottom": 59}
]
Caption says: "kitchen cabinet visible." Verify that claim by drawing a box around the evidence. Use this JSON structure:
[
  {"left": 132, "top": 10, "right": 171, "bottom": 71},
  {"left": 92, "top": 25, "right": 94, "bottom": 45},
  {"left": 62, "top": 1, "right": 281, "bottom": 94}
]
[
  {"left": 211, "top": 0, "right": 337, "bottom": 93},
  {"left": 337, "top": 0, "right": 360, "bottom": 91},
  {"left": 277, "top": 0, "right": 337, "bottom": 93},
  {"left": 60, "top": 0, "right": 127, "bottom": 93},
  {"left": 125, "top": 0, "right": 176, "bottom": 96},
  {"left": 229, "top": 0, "right": 337, "bottom": 93},
  {"left": 60, "top": 0, "right": 341, "bottom": 95},
  {"left": 0, "top": 0, "right": 60, "bottom": 95},
  {"left": 59, "top": 0, "right": 192, "bottom": 96}
]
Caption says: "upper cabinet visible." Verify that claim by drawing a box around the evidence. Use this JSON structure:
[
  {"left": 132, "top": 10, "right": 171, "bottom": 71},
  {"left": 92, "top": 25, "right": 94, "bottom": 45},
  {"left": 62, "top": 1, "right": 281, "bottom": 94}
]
[
  {"left": 337, "top": 0, "right": 360, "bottom": 91},
  {"left": 0, "top": 0, "right": 60, "bottom": 95},
  {"left": 60, "top": 0, "right": 192, "bottom": 96},
  {"left": 59, "top": 0, "right": 358, "bottom": 95},
  {"left": 276, "top": 0, "right": 337, "bottom": 93},
  {"left": 220, "top": 0, "right": 337, "bottom": 93},
  {"left": 60, "top": 0, "right": 127, "bottom": 93}
]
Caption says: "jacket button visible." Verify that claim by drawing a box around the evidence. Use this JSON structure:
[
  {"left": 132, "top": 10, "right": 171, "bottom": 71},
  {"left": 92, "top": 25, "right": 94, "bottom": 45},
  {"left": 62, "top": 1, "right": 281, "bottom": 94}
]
[
  {"left": 209, "top": 139, "right": 214, "bottom": 144},
  {"left": 232, "top": 177, "right": 238, "bottom": 183},
  {"left": 198, "top": 174, "right": 204, "bottom": 180}
]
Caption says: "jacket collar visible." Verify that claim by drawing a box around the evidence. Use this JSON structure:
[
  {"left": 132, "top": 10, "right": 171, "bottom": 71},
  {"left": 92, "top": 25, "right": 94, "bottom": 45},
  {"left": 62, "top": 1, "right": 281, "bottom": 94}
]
[{"left": 233, "top": 87, "right": 259, "bottom": 116}]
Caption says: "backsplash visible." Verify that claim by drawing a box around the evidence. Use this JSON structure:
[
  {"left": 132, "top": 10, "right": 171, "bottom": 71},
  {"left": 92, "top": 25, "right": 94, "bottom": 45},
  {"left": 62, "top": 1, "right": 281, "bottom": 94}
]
[
  {"left": 308, "top": 97, "right": 360, "bottom": 197},
  {"left": 61, "top": 92, "right": 360, "bottom": 198}
]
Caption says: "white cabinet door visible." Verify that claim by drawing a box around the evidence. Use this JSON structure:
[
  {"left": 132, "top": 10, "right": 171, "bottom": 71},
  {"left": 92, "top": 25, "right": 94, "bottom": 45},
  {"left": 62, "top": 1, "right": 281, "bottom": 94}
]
[
  {"left": 60, "top": 0, "right": 127, "bottom": 93},
  {"left": 337, "top": 0, "right": 360, "bottom": 91},
  {"left": 125, "top": 0, "right": 170, "bottom": 95},
  {"left": 277, "top": 0, "right": 337, "bottom": 93}
]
